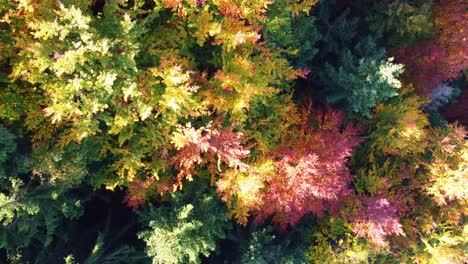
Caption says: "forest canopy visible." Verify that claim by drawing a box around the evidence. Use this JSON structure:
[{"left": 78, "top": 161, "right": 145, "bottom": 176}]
[{"left": 0, "top": 0, "right": 467, "bottom": 263}]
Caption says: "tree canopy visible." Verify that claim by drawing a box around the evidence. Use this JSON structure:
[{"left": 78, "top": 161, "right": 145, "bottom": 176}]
[{"left": 0, "top": 0, "right": 466, "bottom": 263}]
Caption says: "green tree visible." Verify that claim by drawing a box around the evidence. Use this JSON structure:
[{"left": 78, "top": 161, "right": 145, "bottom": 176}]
[
  {"left": 321, "top": 37, "right": 404, "bottom": 117},
  {"left": 0, "top": 126, "right": 85, "bottom": 262},
  {"left": 363, "top": 0, "right": 435, "bottom": 48},
  {"left": 137, "top": 181, "right": 230, "bottom": 264},
  {"left": 239, "top": 227, "right": 309, "bottom": 264}
]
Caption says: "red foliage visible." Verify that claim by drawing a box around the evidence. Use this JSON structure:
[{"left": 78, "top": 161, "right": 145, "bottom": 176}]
[
  {"left": 254, "top": 106, "right": 362, "bottom": 229},
  {"left": 353, "top": 196, "right": 406, "bottom": 247},
  {"left": 171, "top": 122, "right": 251, "bottom": 184},
  {"left": 124, "top": 177, "right": 172, "bottom": 209},
  {"left": 390, "top": 0, "right": 467, "bottom": 95},
  {"left": 433, "top": 0, "right": 468, "bottom": 80},
  {"left": 441, "top": 88, "right": 468, "bottom": 127},
  {"left": 392, "top": 42, "right": 446, "bottom": 95},
  {"left": 125, "top": 122, "right": 252, "bottom": 209}
]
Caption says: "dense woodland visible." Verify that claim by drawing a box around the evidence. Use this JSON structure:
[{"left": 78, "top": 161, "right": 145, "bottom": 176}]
[{"left": 0, "top": 0, "right": 467, "bottom": 263}]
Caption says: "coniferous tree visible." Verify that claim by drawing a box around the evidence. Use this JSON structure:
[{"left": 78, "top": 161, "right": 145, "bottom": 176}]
[
  {"left": 137, "top": 182, "right": 230, "bottom": 264},
  {"left": 0, "top": 1, "right": 466, "bottom": 263}
]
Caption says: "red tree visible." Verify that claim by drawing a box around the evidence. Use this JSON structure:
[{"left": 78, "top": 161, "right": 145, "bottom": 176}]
[
  {"left": 390, "top": 0, "right": 467, "bottom": 95},
  {"left": 254, "top": 106, "right": 362, "bottom": 229},
  {"left": 352, "top": 196, "right": 406, "bottom": 247},
  {"left": 441, "top": 89, "right": 468, "bottom": 126}
]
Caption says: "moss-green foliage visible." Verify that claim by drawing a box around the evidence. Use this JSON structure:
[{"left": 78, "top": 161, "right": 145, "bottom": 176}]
[
  {"left": 0, "top": 126, "right": 85, "bottom": 261},
  {"left": 206, "top": 223, "right": 309, "bottom": 264},
  {"left": 363, "top": 0, "right": 435, "bottom": 48},
  {"left": 0, "top": 126, "right": 16, "bottom": 177},
  {"left": 299, "top": 215, "right": 385, "bottom": 264},
  {"left": 312, "top": 0, "right": 358, "bottom": 62},
  {"left": 350, "top": 87, "right": 428, "bottom": 196},
  {"left": 263, "top": 1, "right": 320, "bottom": 68},
  {"left": 308, "top": 1, "right": 405, "bottom": 117},
  {"left": 363, "top": 86, "right": 429, "bottom": 161},
  {"left": 238, "top": 227, "right": 309, "bottom": 264},
  {"left": 138, "top": 182, "right": 229, "bottom": 264}
]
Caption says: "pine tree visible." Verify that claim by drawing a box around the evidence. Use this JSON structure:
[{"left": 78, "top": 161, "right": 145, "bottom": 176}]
[{"left": 322, "top": 37, "right": 404, "bottom": 117}]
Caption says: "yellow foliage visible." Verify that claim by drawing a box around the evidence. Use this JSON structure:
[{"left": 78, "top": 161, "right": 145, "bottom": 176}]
[
  {"left": 412, "top": 225, "right": 468, "bottom": 264},
  {"left": 426, "top": 125, "right": 468, "bottom": 206},
  {"left": 216, "top": 160, "right": 276, "bottom": 225}
]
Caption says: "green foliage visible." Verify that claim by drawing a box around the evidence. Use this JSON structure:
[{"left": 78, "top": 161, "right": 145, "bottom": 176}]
[
  {"left": 322, "top": 38, "right": 404, "bottom": 117},
  {"left": 263, "top": 1, "right": 320, "bottom": 68},
  {"left": 365, "top": 86, "right": 429, "bottom": 161},
  {"left": 312, "top": 0, "right": 358, "bottom": 61},
  {"left": 239, "top": 227, "right": 309, "bottom": 264},
  {"left": 0, "top": 183, "right": 84, "bottom": 260},
  {"left": 350, "top": 87, "right": 429, "bottom": 198},
  {"left": 300, "top": 215, "right": 391, "bottom": 264},
  {"left": 0, "top": 126, "right": 87, "bottom": 261},
  {"left": 305, "top": 233, "right": 386, "bottom": 264},
  {"left": 30, "top": 139, "right": 102, "bottom": 188},
  {"left": 0, "top": 0, "right": 466, "bottom": 263},
  {"left": 410, "top": 225, "right": 468, "bottom": 264},
  {"left": 366, "top": 1, "right": 435, "bottom": 48},
  {"left": 0, "top": 126, "right": 16, "bottom": 177},
  {"left": 138, "top": 183, "right": 229, "bottom": 264},
  {"left": 12, "top": 3, "right": 148, "bottom": 133}
]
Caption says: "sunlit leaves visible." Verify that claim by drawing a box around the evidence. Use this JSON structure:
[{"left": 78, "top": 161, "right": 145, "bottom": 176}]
[
  {"left": 411, "top": 225, "right": 468, "bottom": 264},
  {"left": 171, "top": 122, "right": 251, "bottom": 186},
  {"left": 352, "top": 196, "right": 405, "bottom": 248},
  {"left": 366, "top": 86, "right": 429, "bottom": 161},
  {"left": 2, "top": 1, "right": 467, "bottom": 262},
  {"left": 5, "top": 0, "right": 310, "bottom": 197},
  {"left": 425, "top": 125, "right": 468, "bottom": 206},
  {"left": 138, "top": 191, "right": 229, "bottom": 264},
  {"left": 215, "top": 106, "right": 363, "bottom": 229},
  {"left": 12, "top": 3, "right": 142, "bottom": 130},
  {"left": 216, "top": 160, "right": 274, "bottom": 225}
]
